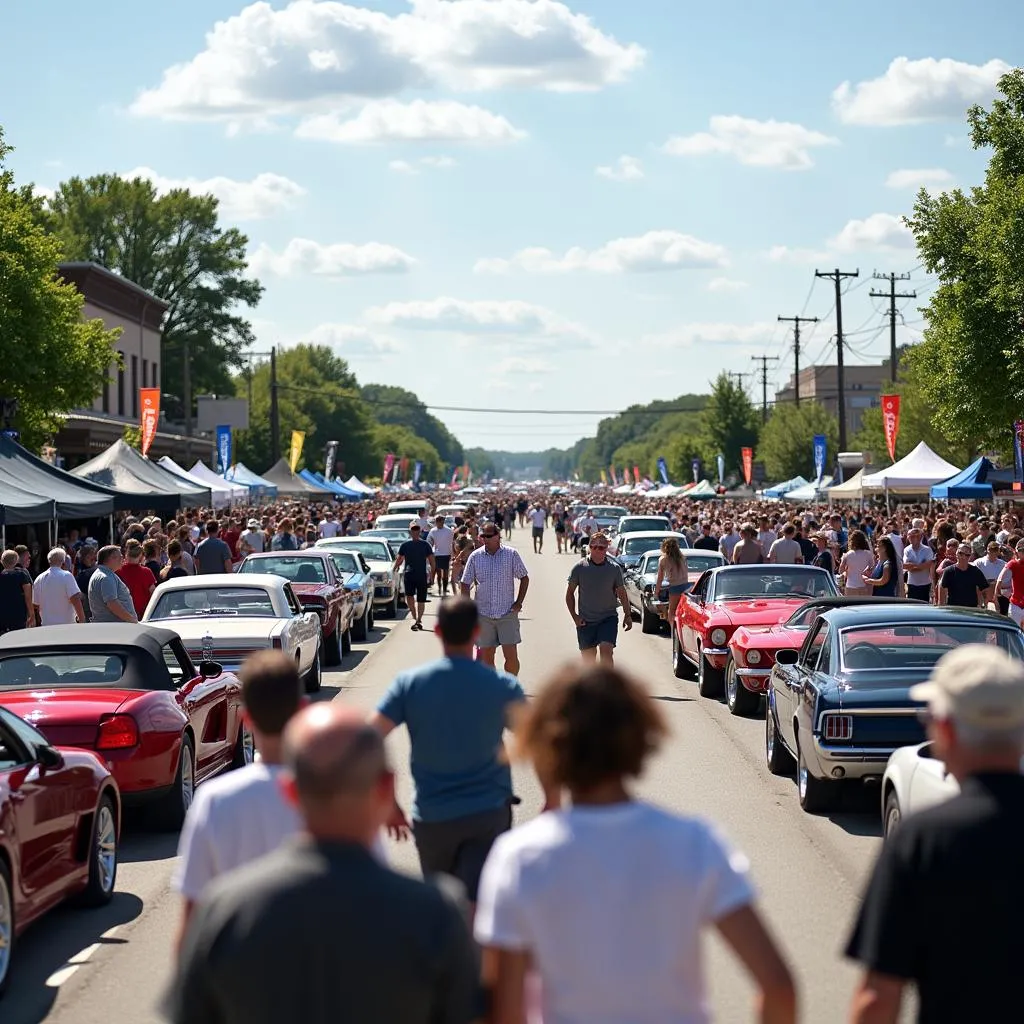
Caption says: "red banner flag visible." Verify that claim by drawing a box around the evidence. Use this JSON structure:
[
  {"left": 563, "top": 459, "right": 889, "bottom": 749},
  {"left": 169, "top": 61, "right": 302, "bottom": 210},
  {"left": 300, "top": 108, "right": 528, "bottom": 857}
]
[
  {"left": 633, "top": 465, "right": 641, "bottom": 485},
  {"left": 140, "top": 388, "right": 160, "bottom": 456},
  {"left": 741, "top": 447, "right": 753, "bottom": 486},
  {"left": 881, "top": 395, "right": 901, "bottom": 462},
  {"left": 382, "top": 452, "right": 395, "bottom": 482},
  {"left": 399, "top": 456, "right": 409, "bottom": 480}
]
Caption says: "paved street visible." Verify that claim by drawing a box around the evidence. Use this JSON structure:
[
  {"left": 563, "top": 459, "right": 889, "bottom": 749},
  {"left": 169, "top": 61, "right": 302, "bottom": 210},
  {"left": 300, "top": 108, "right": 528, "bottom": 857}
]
[{"left": 7, "top": 534, "right": 911, "bottom": 1023}]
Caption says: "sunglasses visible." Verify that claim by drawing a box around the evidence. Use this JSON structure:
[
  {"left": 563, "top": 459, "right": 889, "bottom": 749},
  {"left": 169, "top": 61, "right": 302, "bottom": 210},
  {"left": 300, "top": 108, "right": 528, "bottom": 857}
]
[{"left": 481, "top": 533, "right": 499, "bottom": 539}]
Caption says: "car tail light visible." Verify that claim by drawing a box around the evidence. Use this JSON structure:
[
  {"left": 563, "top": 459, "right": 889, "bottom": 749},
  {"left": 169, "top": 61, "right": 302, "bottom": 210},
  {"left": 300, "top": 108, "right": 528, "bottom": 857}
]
[
  {"left": 96, "top": 714, "right": 140, "bottom": 750},
  {"left": 823, "top": 715, "right": 853, "bottom": 742}
]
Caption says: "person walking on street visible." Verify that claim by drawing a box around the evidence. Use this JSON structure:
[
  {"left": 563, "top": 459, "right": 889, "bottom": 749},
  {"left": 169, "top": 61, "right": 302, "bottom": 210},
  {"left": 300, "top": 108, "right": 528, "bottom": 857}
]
[
  {"left": 995, "top": 540, "right": 1024, "bottom": 626},
  {"left": 937, "top": 544, "right": 991, "bottom": 608},
  {"left": 566, "top": 532, "right": 632, "bottom": 664},
  {"left": 394, "top": 524, "right": 436, "bottom": 631},
  {"left": 902, "top": 527, "right": 935, "bottom": 602},
  {"left": 116, "top": 539, "right": 157, "bottom": 618},
  {"left": 194, "top": 521, "right": 233, "bottom": 575},
  {"left": 460, "top": 525, "right": 529, "bottom": 676},
  {"left": 529, "top": 503, "right": 547, "bottom": 554},
  {"left": 427, "top": 515, "right": 454, "bottom": 596},
  {"left": 475, "top": 662, "right": 797, "bottom": 1024},
  {"left": 32, "top": 547, "right": 85, "bottom": 625},
  {"left": 847, "top": 646, "right": 1024, "bottom": 1024},
  {"left": 165, "top": 702, "right": 478, "bottom": 1024},
  {"left": 655, "top": 536, "right": 689, "bottom": 623},
  {"left": 87, "top": 546, "right": 138, "bottom": 623}
]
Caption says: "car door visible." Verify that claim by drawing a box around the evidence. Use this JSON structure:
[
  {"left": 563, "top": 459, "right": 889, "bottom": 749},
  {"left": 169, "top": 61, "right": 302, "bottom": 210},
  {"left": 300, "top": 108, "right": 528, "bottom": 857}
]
[
  {"left": 681, "top": 573, "right": 710, "bottom": 660},
  {"left": 775, "top": 619, "right": 827, "bottom": 753},
  {"left": 284, "top": 582, "right": 318, "bottom": 670},
  {"left": 167, "top": 640, "right": 231, "bottom": 778}
]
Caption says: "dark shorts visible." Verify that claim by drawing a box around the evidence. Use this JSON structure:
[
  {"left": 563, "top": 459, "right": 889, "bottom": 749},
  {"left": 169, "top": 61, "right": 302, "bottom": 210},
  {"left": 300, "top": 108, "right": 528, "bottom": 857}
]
[
  {"left": 413, "top": 805, "right": 513, "bottom": 901},
  {"left": 532, "top": 526, "right": 544, "bottom": 538},
  {"left": 434, "top": 555, "right": 451, "bottom": 571},
  {"left": 577, "top": 615, "right": 618, "bottom": 650},
  {"left": 404, "top": 576, "right": 428, "bottom": 601},
  {"left": 907, "top": 583, "right": 932, "bottom": 602},
  {"left": 667, "top": 583, "right": 689, "bottom": 595}
]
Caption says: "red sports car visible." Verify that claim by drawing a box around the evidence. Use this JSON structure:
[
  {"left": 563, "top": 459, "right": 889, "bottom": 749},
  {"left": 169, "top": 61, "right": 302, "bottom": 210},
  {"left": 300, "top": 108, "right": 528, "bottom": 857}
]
[
  {"left": 0, "top": 703, "right": 121, "bottom": 996},
  {"left": 672, "top": 564, "right": 838, "bottom": 711},
  {"left": 237, "top": 551, "right": 355, "bottom": 666},
  {"left": 0, "top": 624, "right": 248, "bottom": 831}
]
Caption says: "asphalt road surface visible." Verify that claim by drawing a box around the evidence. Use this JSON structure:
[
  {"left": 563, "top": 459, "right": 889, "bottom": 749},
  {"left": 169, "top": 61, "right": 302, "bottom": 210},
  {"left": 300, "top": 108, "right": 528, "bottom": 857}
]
[{"left": 7, "top": 532, "right": 915, "bottom": 1023}]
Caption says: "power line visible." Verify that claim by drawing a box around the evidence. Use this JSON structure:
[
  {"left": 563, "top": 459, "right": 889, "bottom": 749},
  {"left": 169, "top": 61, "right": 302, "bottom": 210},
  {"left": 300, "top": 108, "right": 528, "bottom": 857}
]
[
  {"left": 751, "top": 354, "right": 780, "bottom": 423},
  {"left": 870, "top": 271, "right": 917, "bottom": 382},
  {"left": 777, "top": 315, "right": 819, "bottom": 405},
  {"left": 815, "top": 266, "right": 860, "bottom": 451}
]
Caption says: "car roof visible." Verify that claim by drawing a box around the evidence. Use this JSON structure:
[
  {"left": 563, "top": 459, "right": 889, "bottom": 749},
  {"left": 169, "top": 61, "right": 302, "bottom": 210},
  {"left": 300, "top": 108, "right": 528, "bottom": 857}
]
[
  {"left": 245, "top": 550, "right": 332, "bottom": 560},
  {"left": 620, "top": 514, "right": 670, "bottom": 520},
  {"left": 708, "top": 563, "right": 830, "bottom": 574},
  {"left": 621, "top": 530, "right": 686, "bottom": 539},
  {"left": 154, "top": 572, "right": 285, "bottom": 590},
  {"left": 823, "top": 604, "right": 1018, "bottom": 628},
  {"left": 0, "top": 623, "right": 179, "bottom": 656}
]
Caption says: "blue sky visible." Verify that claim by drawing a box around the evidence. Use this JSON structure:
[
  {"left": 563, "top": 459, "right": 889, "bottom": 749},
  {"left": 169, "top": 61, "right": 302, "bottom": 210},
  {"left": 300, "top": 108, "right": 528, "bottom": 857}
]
[{"left": 2, "top": 0, "right": 1014, "bottom": 451}]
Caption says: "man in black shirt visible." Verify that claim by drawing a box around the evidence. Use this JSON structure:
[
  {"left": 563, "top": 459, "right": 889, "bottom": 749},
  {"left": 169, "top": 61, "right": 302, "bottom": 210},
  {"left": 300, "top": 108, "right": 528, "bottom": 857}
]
[
  {"left": 847, "top": 645, "right": 1024, "bottom": 1023},
  {"left": 164, "top": 702, "right": 477, "bottom": 1024},
  {"left": 937, "top": 543, "right": 990, "bottom": 608},
  {"left": 0, "top": 548, "right": 33, "bottom": 632},
  {"left": 692, "top": 522, "right": 719, "bottom": 552},
  {"left": 394, "top": 525, "right": 436, "bottom": 631}
]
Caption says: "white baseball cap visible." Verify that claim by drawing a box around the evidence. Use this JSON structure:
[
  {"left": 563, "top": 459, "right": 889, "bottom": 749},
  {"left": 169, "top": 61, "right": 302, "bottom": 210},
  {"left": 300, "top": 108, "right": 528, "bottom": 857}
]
[{"left": 910, "top": 645, "right": 1024, "bottom": 729}]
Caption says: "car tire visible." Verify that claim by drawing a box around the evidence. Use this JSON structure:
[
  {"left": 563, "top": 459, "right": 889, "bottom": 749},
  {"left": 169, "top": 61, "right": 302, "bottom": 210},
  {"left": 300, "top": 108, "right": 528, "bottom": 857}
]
[
  {"left": 389, "top": 592, "right": 400, "bottom": 618},
  {"left": 352, "top": 603, "right": 369, "bottom": 641},
  {"left": 725, "top": 657, "right": 761, "bottom": 717},
  {"left": 697, "top": 645, "right": 724, "bottom": 699},
  {"left": 671, "top": 626, "right": 691, "bottom": 679},
  {"left": 0, "top": 859, "right": 14, "bottom": 997},
  {"left": 797, "top": 737, "right": 837, "bottom": 814},
  {"left": 367, "top": 606, "right": 375, "bottom": 632},
  {"left": 151, "top": 735, "right": 195, "bottom": 832},
  {"left": 341, "top": 626, "right": 352, "bottom": 657},
  {"left": 883, "top": 788, "right": 902, "bottom": 838},
  {"left": 303, "top": 648, "right": 322, "bottom": 693},
  {"left": 765, "top": 703, "right": 796, "bottom": 776},
  {"left": 640, "top": 605, "right": 660, "bottom": 634},
  {"left": 325, "top": 624, "right": 342, "bottom": 666},
  {"left": 231, "top": 721, "right": 255, "bottom": 768},
  {"left": 76, "top": 794, "right": 118, "bottom": 908}
]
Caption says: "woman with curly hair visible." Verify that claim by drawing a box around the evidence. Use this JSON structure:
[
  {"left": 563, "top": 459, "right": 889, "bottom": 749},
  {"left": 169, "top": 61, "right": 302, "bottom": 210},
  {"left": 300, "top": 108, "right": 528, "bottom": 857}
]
[
  {"left": 475, "top": 663, "right": 796, "bottom": 1024},
  {"left": 655, "top": 535, "right": 688, "bottom": 622}
]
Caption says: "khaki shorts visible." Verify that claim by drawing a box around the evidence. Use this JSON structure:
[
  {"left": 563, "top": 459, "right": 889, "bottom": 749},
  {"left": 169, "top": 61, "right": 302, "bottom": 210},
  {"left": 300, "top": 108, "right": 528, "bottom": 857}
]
[{"left": 478, "top": 612, "right": 521, "bottom": 648}]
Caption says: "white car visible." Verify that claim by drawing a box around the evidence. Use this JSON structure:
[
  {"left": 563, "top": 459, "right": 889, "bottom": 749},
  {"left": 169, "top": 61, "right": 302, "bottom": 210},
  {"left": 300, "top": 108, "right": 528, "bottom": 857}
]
[
  {"left": 142, "top": 573, "right": 324, "bottom": 693},
  {"left": 880, "top": 742, "right": 960, "bottom": 837},
  {"left": 317, "top": 537, "right": 400, "bottom": 617}
]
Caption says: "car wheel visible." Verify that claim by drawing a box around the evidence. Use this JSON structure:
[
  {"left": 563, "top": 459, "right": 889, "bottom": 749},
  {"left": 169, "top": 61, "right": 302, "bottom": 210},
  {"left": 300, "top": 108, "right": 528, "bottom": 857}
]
[
  {"left": 883, "top": 788, "right": 902, "bottom": 838},
  {"left": 390, "top": 592, "right": 400, "bottom": 618},
  {"left": 640, "top": 604, "right": 660, "bottom": 634},
  {"left": 325, "top": 624, "right": 342, "bottom": 666},
  {"left": 725, "top": 658, "right": 761, "bottom": 717},
  {"left": 0, "top": 859, "right": 13, "bottom": 997},
  {"left": 152, "top": 735, "right": 195, "bottom": 832},
  {"left": 303, "top": 648, "right": 322, "bottom": 693},
  {"left": 797, "top": 737, "right": 836, "bottom": 814},
  {"left": 76, "top": 794, "right": 118, "bottom": 908},
  {"left": 341, "top": 626, "right": 352, "bottom": 657},
  {"left": 352, "top": 603, "right": 369, "bottom": 641},
  {"left": 231, "top": 721, "right": 255, "bottom": 768},
  {"left": 671, "top": 626, "right": 690, "bottom": 679},
  {"left": 697, "top": 646, "right": 724, "bottom": 699},
  {"left": 367, "top": 606, "right": 374, "bottom": 631},
  {"left": 765, "top": 703, "right": 796, "bottom": 776}
]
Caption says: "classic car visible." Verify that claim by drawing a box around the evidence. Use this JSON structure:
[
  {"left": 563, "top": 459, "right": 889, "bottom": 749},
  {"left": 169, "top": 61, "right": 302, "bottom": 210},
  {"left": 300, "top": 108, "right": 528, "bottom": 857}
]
[
  {"left": 624, "top": 549, "right": 725, "bottom": 633},
  {"left": 611, "top": 531, "right": 689, "bottom": 572},
  {"left": 585, "top": 505, "right": 630, "bottom": 536},
  {"left": 237, "top": 551, "right": 355, "bottom": 665},
  {"left": 361, "top": 528, "right": 412, "bottom": 554},
  {"left": 615, "top": 515, "right": 672, "bottom": 538},
  {"left": 320, "top": 536, "right": 401, "bottom": 617},
  {"left": 672, "top": 564, "right": 838, "bottom": 702},
  {"left": 0, "top": 624, "right": 247, "bottom": 830},
  {"left": 766, "top": 605, "right": 1024, "bottom": 814},
  {"left": 0, "top": 704, "right": 121, "bottom": 996},
  {"left": 142, "top": 574, "right": 324, "bottom": 692},
  {"left": 879, "top": 742, "right": 963, "bottom": 837},
  {"left": 726, "top": 597, "right": 917, "bottom": 717},
  {"left": 321, "top": 549, "right": 375, "bottom": 640}
]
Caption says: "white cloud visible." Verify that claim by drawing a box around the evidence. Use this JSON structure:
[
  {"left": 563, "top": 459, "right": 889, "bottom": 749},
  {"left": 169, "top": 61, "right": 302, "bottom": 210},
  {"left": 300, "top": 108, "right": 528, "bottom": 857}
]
[
  {"left": 131, "top": 0, "right": 644, "bottom": 129},
  {"left": 121, "top": 166, "right": 305, "bottom": 219},
  {"left": 304, "top": 323, "right": 401, "bottom": 356},
  {"left": 389, "top": 160, "right": 418, "bottom": 175},
  {"left": 33, "top": 184, "right": 56, "bottom": 200},
  {"left": 643, "top": 321, "right": 776, "bottom": 349},
  {"left": 832, "top": 57, "right": 1010, "bottom": 126},
  {"left": 884, "top": 167, "right": 953, "bottom": 190},
  {"left": 250, "top": 237, "right": 416, "bottom": 276},
  {"left": 766, "top": 245, "right": 830, "bottom": 265},
  {"left": 595, "top": 155, "right": 643, "bottom": 181},
  {"left": 475, "top": 230, "right": 728, "bottom": 274},
  {"left": 296, "top": 99, "right": 524, "bottom": 143},
  {"left": 707, "top": 277, "right": 748, "bottom": 292},
  {"left": 663, "top": 115, "right": 838, "bottom": 170},
  {"left": 830, "top": 213, "right": 915, "bottom": 252},
  {"left": 389, "top": 154, "right": 458, "bottom": 174},
  {"left": 496, "top": 356, "right": 552, "bottom": 374}
]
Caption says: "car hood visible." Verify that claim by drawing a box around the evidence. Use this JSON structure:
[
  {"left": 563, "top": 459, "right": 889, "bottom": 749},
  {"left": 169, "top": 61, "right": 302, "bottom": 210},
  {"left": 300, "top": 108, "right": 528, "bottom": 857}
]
[
  {"left": 150, "top": 616, "right": 284, "bottom": 641},
  {"left": 291, "top": 583, "right": 335, "bottom": 597},
  {"left": 340, "top": 572, "right": 369, "bottom": 588},
  {"left": 714, "top": 598, "right": 808, "bottom": 626},
  {"left": 363, "top": 559, "right": 393, "bottom": 573}
]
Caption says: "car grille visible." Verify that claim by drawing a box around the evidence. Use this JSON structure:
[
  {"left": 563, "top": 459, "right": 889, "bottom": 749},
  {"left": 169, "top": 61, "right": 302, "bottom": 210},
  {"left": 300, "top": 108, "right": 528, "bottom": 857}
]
[{"left": 184, "top": 642, "right": 269, "bottom": 664}]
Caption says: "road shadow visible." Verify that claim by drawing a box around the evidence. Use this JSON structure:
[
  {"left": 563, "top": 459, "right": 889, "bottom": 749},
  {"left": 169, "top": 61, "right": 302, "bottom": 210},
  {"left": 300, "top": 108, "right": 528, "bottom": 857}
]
[
  {"left": 114, "top": 826, "right": 181, "bottom": 864},
  {"left": 651, "top": 694, "right": 695, "bottom": 703},
  {"left": 828, "top": 811, "right": 883, "bottom": 839},
  {"left": 4, "top": 892, "right": 144, "bottom": 1024}
]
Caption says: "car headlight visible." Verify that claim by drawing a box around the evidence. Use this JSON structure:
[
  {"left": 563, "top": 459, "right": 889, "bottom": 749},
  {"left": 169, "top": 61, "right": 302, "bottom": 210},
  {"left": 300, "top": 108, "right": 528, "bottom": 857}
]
[
  {"left": 711, "top": 628, "right": 728, "bottom": 646},
  {"left": 372, "top": 572, "right": 390, "bottom": 583},
  {"left": 746, "top": 649, "right": 762, "bottom": 666}
]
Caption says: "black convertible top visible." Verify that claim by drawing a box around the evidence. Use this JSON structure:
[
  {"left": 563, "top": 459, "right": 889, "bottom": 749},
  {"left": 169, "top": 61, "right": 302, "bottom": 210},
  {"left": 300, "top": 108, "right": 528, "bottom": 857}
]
[{"left": 0, "top": 623, "right": 179, "bottom": 657}]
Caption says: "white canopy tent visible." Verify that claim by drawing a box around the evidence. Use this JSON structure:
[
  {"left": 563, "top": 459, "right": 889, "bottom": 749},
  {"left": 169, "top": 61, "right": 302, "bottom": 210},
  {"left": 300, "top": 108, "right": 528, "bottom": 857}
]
[
  {"left": 783, "top": 477, "right": 833, "bottom": 502},
  {"left": 827, "top": 469, "right": 866, "bottom": 501},
  {"left": 861, "top": 442, "right": 961, "bottom": 494},
  {"left": 644, "top": 485, "right": 685, "bottom": 498},
  {"left": 189, "top": 460, "right": 250, "bottom": 504},
  {"left": 343, "top": 475, "right": 376, "bottom": 495},
  {"left": 158, "top": 456, "right": 238, "bottom": 508}
]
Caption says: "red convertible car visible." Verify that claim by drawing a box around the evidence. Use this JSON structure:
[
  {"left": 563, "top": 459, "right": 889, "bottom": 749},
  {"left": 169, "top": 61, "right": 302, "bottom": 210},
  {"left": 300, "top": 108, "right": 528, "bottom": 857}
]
[
  {"left": 237, "top": 551, "right": 355, "bottom": 666},
  {"left": 672, "top": 565, "right": 838, "bottom": 709},
  {"left": 0, "top": 704, "right": 121, "bottom": 996},
  {"left": 0, "top": 624, "right": 247, "bottom": 831}
]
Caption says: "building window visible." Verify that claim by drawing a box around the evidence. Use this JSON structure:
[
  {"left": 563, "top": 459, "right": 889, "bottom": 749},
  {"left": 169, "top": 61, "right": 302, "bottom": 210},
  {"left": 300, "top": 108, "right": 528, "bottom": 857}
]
[
  {"left": 131, "top": 355, "right": 138, "bottom": 417},
  {"left": 117, "top": 353, "right": 125, "bottom": 416},
  {"left": 143, "top": 359, "right": 148, "bottom": 394},
  {"left": 152, "top": 361, "right": 158, "bottom": 388}
]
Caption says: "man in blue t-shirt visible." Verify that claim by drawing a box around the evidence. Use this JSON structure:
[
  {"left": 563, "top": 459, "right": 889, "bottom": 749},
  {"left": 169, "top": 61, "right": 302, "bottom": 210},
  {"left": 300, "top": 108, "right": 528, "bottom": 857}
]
[{"left": 370, "top": 596, "right": 548, "bottom": 902}]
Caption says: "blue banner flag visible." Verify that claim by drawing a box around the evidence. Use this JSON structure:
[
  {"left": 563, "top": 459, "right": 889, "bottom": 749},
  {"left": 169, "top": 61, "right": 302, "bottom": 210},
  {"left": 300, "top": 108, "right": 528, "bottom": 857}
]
[
  {"left": 216, "top": 425, "right": 232, "bottom": 476},
  {"left": 716, "top": 453, "right": 725, "bottom": 483},
  {"left": 656, "top": 457, "right": 669, "bottom": 485},
  {"left": 413, "top": 460, "right": 423, "bottom": 484},
  {"left": 813, "top": 434, "right": 827, "bottom": 482},
  {"left": 691, "top": 458, "right": 701, "bottom": 484}
]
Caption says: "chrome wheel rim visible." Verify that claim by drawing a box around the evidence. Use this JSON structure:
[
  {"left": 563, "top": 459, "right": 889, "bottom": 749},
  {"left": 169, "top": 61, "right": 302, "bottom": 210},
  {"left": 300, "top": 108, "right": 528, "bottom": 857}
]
[
  {"left": 798, "top": 758, "right": 808, "bottom": 799},
  {"left": 181, "top": 748, "right": 195, "bottom": 812},
  {"left": 766, "top": 713, "right": 775, "bottom": 761},
  {"left": 885, "top": 802, "right": 900, "bottom": 836},
  {"left": 96, "top": 804, "right": 117, "bottom": 894},
  {"left": 726, "top": 665, "right": 736, "bottom": 705},
  {"left": 0, "top": 871, "right": 11, "bottom": 987},
  {"left": 242, "top": 726, "right": 255, "bottom": 765}
]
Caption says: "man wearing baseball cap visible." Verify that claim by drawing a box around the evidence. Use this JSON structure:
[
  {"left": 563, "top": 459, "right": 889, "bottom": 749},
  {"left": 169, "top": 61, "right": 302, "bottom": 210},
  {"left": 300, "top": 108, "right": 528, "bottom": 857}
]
[{"left": 846, "top": 644, "right": 1024, "bottom": 1023}]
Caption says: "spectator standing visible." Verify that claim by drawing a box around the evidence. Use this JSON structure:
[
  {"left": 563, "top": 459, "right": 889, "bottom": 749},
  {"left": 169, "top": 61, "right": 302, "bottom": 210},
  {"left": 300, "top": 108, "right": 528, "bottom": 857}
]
[
  {"left": 74, "top": 545, "right": 99, "bottom": 621},
  {"left": 566, "top": 532, "right": 632, "bottom": 664},
  {"left": 394, "top": 524, "right": 436, "bottom": 631},
  {"left": 317, "top": 511, "right": 340, "bottom": 540},
  {"left": 840, "top": 530, "right": 874, "bottom": 597},
  {"left": 718, "top": 521, "right": 741, "bottom": 561},
  {"left": 937, "top": 544, "right": 990, "bottom": 608},
  {"left": 271, "top": 518, "right": 299, "bottom": 551},
  {"left": 87, "top": 546, "right": 138, "bottom": 623},
  {"left": 903, "top": 528, "right": 935, "bottom": 602},
  {"left": 239, "top": 518, "right": 265, "bottom": 556},
  {"left": 810, "top": 533, "right": 835, "bottom": 575},
  {"left": 116, "top": 539, "right": 158, "bottom": 619},
  {"left": 460, "top": 525, "right": 529, "bottom": 676},
  {"left": 731, "top": 523, "right": 764, "bottom": 565},
  {"left": 865, "top": 536, "right": 901, "bottom": 598},
  {"left": 529, "top": 503, "right": 547, "bottom": 554},
  {"left": 475, "top": 663, "right": 796, "bottom": 1024},
  {"left": 221, "top": 517, "right": 242, "bottom": 563},
  {"left": 165, "top": 702, "right": 478, "bottom": 1024},
  {"left": 0, "top": 549, "right": 34, "bottom": 633},
  {"left": 995, "top": 541, "right": 1024, "bottom": 626},
  {"left": 847, "top": 646, "right": 1024, "bottom": 1023},
  {"left": 32, "top": 547, "right": 85, "bottom": 625},
  {"left": 974, "top": 541, "right": 1009, "bottom": 613},
  {"left": 195, "top": 521, "right": 233, "bottom": 575},
  {"left": 768, "top": 524, "right": 804, "bottom": 565},
  {"left": 159, "top": 540, "right": 190, "bottom": 583},
  {"left": 693, "top": 521, "right": 719, "bottom": 552},
  {"left": 427, "top": 515, "right": 455, "bottom": 596}
]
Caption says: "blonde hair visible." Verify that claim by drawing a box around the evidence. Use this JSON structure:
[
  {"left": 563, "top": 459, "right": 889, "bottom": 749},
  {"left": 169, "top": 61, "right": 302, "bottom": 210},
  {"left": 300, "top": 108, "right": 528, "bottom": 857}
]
[{"left": 661, "top": 536, "right": 683, "bottom": 566}]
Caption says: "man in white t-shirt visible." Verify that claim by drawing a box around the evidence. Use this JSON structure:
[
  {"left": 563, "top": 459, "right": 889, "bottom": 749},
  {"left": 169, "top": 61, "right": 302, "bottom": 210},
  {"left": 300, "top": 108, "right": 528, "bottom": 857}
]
[
  {"left": 32, "top": 547, "right": 85, "bottom": 625},
  {"left": 413, "top": 511, "right": 433, "bottom": 535},
  {"left": 903, "top": 527, "right": 935, "bottom": 602},
  {"left": 317, "top": 513, "right": 340, "bottom": 539},
  {"left": 238, "top": 519, "right": 265, "bottom": 556},
  {"left": 427, "top": 515, "right": 455, "bottom": 595},
  {"left": 529, "top": 505, "right": 547, "bottom": 554}
]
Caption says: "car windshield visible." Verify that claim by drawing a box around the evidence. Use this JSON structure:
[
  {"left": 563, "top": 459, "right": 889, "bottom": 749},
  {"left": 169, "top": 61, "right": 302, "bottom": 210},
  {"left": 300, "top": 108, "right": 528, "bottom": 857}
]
[
  {"left": 327, "top": 540, "right": 391, "bottom": 560},
  {"left": 840, "top": 623, "right": 1024, "bottom": 670},
  {"left": 240, "top": 557, "right": 327, "bottom": 584},
  {"left": 588, "top": 507, "right": 627, "bottom": 519},
  {"left": 620, "top": 519, "right": 669, "bottom": 533},
  {"left": 150, "top": 587, "right": 278, "bottom": 618},
  {"left": 0, "top": 653, "right": 127, "bottom": 688},
  {"left": 688, "top": 555, "right": 724, "bottom": 574},
  {"left": 329, "top": 551, "right": 360, "bottom": 574},
  {"left": 713, "top": 569, "right": 836, "bottom": 601},
  {"left": 624, "top": 535, "right": 670, "bottom": 554},
  {"left": 362, "top": 530, "right": 406, "bottom": 543}
]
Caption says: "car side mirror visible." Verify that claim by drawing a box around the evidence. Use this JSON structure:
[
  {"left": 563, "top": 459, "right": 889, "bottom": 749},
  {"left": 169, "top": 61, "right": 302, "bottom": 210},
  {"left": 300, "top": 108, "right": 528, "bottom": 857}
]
[
  {"left": 199, "top": 661, "right": 223, "bottom": 678},
  {"left": 37, "top": 745, "right": 64, "bottom": 770},
  {"left": 775, "top": 648, "right": 799, "bottom": 666}
]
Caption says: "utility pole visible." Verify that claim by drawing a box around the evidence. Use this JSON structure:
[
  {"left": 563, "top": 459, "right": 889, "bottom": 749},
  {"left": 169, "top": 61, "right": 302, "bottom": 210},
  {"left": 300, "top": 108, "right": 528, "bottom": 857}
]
[
  {"left": 726, "top": 371, "right": 748, "bottom": 390},
  {"left": 751, "top": 355, "right": 780, "bottom": 423},
  {"left": 815, "top": 267, "right": 859, "bottom": 452},
  {"left": 870, "top": 272, "right": 915, "bottom": 383},
  {"left": 777, "top": 314, "right": 819, "bottom": 406},
  {"left": 269, "top": 346, "right": 281, "bottom": 465}
]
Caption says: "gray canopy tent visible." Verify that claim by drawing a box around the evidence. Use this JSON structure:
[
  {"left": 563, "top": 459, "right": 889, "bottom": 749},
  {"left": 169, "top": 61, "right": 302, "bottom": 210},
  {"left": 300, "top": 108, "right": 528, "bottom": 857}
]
[{"left": 261, "top": 458, "right": 335, "bottom": 498}]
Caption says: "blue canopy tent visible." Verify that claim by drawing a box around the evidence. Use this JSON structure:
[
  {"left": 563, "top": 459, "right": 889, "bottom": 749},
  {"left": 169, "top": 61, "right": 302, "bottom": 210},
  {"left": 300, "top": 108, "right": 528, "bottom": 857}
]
[
  {"left": 762, "top": 475, "right": 808, "bottom": 500},
  {"left": 929, "top": 457, "right": 994, "bottom": 500},
  {"left": 226, "top": 462, "right": 278, "bottom": 500},
  {"left": 296, "top": 469, "right": 348, "bottom": 497},
  {"left": 310, "top": 472, "right": 363, "bottom": 499}
]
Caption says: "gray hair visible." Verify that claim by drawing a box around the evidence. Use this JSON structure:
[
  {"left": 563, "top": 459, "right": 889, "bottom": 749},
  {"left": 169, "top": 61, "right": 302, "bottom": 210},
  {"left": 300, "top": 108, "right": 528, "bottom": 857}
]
[
  {"left": 47, "top": 547, "right": 67, "bottom": 567},
  {"left": 1, "top": 549, "right": 18, "bottom": 570}
]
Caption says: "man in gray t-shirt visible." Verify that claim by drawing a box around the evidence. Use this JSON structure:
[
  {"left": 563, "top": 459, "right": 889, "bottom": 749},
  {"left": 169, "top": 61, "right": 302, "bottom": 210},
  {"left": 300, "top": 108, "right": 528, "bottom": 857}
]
[
  {"left": 768, "top": 524, "right": 804, "bottom": 565},
  {"left": 195, "top": 521, "right": 233, "bottom": 575},
  {"left": 88, "top": 546, "right": 138, "bottom": 623},
  {"left": 565, "top": 532, "right": 631, "bottom": 664}
]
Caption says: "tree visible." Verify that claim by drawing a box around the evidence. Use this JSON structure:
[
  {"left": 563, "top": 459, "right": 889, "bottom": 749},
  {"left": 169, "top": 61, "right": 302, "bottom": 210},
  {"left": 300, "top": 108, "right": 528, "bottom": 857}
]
[
  {"left": 374, "top": 424, "right": 443, "bottom": 482},
  {"left": 758, "top": 402, "right": 838, "bottom": 481},
  {"left": 905, "top": 69, "right": 1024, "bottom": 449},
  {"left": 700, "top": 375, "right": 759, "bottom": 477},
  {"left": 45, "top": 174, "right": 263, "bottom": 425},
  {"left": 0, "top": 128, "right": 119, "bottom": 449},
  {"left": 359, "top": 384, "right": 464, "bottom": 469},
  {"left": 234, "top": 345, "right": 378, "bottom": 477},
  {"left": 664, "top": 434, "right": 707, "bottom": 484}
]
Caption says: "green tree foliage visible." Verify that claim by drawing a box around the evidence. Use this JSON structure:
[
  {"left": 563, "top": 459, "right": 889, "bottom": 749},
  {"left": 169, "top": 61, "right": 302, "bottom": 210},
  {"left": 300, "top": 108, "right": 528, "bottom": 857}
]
[
  {"left": 664, "top": 434, "right": 707, "bottom": 484},
  {"left": 700, "top": 375, "right": 759, "bottom": 477},
  {"left": 0, "top": 129, "right": 119, "bottom": 448},
  {"left": 360, "top": 383, "right": 463, "bottom": 469},
  {"left": 235, "top": 345, "right": 378, "bottom": 477},
  {"left": 374, "top": 423, "right": 442, "bottom": 482},
  {"left": 905, "top": 69, "right": 1024, "bottom": 449},
  {"left": 758, "top": 402, "right": 839, "bottom": 481},
  {"left": 462, "top": 448, "right": 497, "bottom": 479},
  {"left": 45, "top": 174, "right": 263, "bottom": 417}
]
